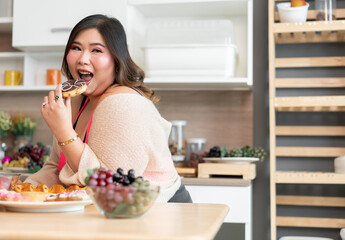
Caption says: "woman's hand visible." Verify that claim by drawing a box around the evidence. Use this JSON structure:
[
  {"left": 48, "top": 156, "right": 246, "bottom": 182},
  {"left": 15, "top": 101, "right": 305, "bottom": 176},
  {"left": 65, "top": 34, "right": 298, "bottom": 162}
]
[{"left": 41, "top": 84, "right": 75, "bottom": 142}]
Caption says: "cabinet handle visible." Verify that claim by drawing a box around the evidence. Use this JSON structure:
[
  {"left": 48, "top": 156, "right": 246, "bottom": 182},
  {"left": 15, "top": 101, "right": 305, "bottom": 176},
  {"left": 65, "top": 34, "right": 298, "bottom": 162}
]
[{"left": 51, "top": 27, "right": 72, "bottom": 33}]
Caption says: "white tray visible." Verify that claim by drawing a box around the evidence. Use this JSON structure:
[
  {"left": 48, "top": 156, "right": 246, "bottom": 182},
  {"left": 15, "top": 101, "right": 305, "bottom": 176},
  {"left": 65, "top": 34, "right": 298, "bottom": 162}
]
[
  {"left": 203, "top": 157, "right": 259, "bottom": 164},
  {"left": 6, "top": 167, "right": 28, "bottom": 173}
]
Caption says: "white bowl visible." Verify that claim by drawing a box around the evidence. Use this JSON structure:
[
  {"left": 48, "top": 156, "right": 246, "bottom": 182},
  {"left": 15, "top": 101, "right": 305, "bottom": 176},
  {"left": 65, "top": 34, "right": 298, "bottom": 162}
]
[
  {"left": 277, "top": 2, "right": 309, "bottom": 23},
  {"left": 334, "top": 155, "right": 345, "bottom": 174},
  {"left": 340, "top": 228, "right": 345, "bottom": 240}
]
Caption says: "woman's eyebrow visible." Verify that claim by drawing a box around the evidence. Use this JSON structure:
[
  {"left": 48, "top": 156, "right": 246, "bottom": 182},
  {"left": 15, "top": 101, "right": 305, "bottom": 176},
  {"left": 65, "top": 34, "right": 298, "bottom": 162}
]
[
  {"left": 71, "top": 41, "right": 106, "bottom": 48},
  {"left": 90, "top": 43, "right": 106, "bottom": 48}
]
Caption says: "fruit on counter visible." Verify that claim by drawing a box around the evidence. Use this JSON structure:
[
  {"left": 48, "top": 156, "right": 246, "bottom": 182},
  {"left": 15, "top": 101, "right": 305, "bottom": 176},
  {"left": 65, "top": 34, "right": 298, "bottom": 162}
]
[
  {"left": 291, "top": 0, "right": 307, "bottom": 7},
  {"left": 85, "top": 167, "right": 159, "bottom": 217},
  {"left": 205, "top": 145, "right": 267, "bottom": 162},
  {"left": 4, "top": 142, "right": 50, "bottom": 173}
]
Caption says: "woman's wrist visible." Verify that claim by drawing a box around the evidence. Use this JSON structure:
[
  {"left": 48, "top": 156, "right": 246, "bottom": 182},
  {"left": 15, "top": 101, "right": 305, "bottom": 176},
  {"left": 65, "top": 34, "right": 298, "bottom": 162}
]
[
  {"left": 55, "top": 129, "right": 78, "bottom": 145},
  {"left": 58, "top": 135, "right": 79, "bottom": 146}
]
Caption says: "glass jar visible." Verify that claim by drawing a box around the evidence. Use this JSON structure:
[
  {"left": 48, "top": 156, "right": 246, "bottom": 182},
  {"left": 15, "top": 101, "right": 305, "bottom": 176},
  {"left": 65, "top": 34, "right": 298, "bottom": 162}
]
[
  {"left": 168, "top": 121, "right": 187, "bottom": 166},
  {"left": 315, "top": 0, "right": 336, "bottom": 21},
  {"left": 186, "top": 138, "right": 207, "bottom": 168}
]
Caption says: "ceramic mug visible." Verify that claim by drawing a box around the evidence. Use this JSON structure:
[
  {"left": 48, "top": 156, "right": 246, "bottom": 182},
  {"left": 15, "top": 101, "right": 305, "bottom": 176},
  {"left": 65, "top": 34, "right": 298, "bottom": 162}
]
[
  {"left": 4, "top": 70, "right": 23, "bottom": 86},
  {"left": 46, "top": 69, "right": 61, "bottom": 85}
]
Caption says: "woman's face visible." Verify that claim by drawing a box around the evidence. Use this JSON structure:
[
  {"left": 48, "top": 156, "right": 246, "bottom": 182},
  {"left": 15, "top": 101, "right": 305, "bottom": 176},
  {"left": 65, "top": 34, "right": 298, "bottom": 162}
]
[{"left": 66, "top": 28, "right": 115, "bottom": 97}]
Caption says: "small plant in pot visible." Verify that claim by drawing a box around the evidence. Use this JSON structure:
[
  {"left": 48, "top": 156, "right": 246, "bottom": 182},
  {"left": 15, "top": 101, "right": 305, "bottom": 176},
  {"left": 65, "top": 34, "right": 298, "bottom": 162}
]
[{"left": 277, "top": 0, "right": 309, "bottom": 23}]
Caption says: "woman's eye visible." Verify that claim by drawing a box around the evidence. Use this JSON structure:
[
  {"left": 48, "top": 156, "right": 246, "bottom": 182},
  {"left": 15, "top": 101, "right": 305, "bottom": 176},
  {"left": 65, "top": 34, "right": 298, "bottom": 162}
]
[
  {"left": 92, "top": 49, "right": 102, "bottom": 53},
  {"left": 71, "top": 46, "right": 81, "bottom": 51}
]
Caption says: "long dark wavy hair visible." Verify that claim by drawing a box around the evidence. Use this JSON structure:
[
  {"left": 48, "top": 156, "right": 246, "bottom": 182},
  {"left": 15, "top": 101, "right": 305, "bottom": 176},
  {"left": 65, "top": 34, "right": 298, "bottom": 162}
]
[{"left": 61, "top": 14, "right": 159, "bottom": 103}]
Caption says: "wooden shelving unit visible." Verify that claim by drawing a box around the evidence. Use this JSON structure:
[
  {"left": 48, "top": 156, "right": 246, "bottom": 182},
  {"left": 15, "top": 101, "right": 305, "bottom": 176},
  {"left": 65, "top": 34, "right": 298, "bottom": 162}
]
[{"left": 269, "top": 2, "right": 345, "bottom": 239}]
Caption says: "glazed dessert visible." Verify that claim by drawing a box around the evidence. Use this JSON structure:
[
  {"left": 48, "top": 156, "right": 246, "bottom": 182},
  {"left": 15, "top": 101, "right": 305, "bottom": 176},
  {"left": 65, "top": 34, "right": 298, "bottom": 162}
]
[
  {"left": 0, "top": 189, "right": 31, "bottom": 202},
  {"left": 20, "top": 192, "right": 53, "bottom": 202},
  {"left": 62, "top": 79, "right": 87, "bottom": 97},
  {"left": 44, "top": 190, "right": 88, "bottom": 202}
]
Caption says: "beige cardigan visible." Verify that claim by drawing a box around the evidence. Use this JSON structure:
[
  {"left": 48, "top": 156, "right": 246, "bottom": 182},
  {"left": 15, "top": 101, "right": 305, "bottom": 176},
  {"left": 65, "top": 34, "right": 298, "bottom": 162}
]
[{"left": 26, "top": 93, "right": 181, "bottom": 202}]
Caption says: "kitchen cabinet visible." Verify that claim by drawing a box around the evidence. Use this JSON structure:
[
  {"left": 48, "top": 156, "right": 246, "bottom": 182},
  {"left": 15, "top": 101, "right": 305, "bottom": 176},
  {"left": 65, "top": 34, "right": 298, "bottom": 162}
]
[
  {"left": 0, "top": 0, "right": 12, "bottom": 33},
  {"left": 268, "top": 1, "right": 345, "bottom": 239},
  {"left": 12, "top": 0, "right": 127, "bottom": 51},
  {"left": 0, "top": 0, "right": 253, "bottom": 91},
  {"left": 183, "top": 178, "right": 253, "bottom": 240}
]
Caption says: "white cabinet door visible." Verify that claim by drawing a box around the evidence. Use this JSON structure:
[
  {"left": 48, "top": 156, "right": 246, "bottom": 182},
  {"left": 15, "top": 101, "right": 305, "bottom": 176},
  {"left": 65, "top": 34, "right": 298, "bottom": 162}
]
[
  {"left": 12, "top": 0, "right": 127, "bottom": 51},
  {"left": 185, "top": 185, "right": 252, "bottom": 224},
  {"left": 185, "top": 184, "right": 252, "bottom": 240}
]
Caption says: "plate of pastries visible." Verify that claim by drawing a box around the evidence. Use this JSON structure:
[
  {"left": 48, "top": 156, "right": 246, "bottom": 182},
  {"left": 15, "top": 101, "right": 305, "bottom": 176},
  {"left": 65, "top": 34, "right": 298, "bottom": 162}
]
[{"left": 0, "top": 176, "right": 92, "bottom": 213}]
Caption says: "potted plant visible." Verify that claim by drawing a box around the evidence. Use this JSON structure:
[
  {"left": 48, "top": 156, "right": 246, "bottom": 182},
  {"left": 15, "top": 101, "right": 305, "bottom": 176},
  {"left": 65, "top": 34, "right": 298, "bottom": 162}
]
[
  {"left": 0, "top": 111, "right": 12, "bottom": 139},
  {"left": 0, "top": 111, "right": 12, "bottom": 160},
  {"left": 10, "top": 113, "right": 37, "bottom": 151},
  {"left": 277, "top": 0, "right": 309, "bottom": 23}
]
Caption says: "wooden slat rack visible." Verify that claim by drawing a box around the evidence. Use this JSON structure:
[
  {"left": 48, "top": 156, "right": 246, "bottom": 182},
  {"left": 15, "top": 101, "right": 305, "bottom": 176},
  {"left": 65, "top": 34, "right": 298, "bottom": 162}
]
[
  {"left": 269, "top": 1, "right": 345, "bottom": 239},
  {"left": 276, "top": 195, "right": 345, "bottom": 207}
]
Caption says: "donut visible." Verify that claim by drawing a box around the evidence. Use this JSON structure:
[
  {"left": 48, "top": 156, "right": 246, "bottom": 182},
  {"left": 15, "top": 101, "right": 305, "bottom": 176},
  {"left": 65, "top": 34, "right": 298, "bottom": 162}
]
[{"left": 62, "top": 79, "right": 87, "bottom": 97}]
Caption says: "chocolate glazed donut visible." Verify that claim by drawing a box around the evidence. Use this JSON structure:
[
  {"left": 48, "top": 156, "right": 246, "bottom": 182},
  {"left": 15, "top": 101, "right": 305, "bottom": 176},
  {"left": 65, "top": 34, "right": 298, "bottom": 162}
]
[{"left": 62, "top": 79, "right": 87, "bottom": 97}]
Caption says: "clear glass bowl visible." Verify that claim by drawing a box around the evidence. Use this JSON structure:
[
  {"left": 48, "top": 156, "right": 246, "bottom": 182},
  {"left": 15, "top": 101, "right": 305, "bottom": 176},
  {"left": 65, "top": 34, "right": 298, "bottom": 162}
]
[{"left": 87, "top": 184, "right": 159, "bottom": 218}]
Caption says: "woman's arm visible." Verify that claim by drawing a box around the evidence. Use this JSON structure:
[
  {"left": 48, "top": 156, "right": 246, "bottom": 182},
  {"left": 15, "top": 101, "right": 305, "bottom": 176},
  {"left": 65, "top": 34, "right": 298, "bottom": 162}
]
[{"left": 41, "top": 85, "right": 84, "bottom": 172}]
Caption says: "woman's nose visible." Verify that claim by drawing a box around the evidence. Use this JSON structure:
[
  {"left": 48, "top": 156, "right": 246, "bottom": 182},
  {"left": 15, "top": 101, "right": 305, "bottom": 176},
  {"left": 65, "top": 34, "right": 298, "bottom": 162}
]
[{"left": 78, "top": 51, "right": 90, "bottom": 65}]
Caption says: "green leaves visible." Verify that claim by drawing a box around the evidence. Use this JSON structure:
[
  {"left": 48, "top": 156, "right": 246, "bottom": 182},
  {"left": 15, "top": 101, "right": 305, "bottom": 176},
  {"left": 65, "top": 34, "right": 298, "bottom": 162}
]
[
  {"left": 10, "top": 113, "right": 37, "bottom": 137},
  {"left": 0, "top": 111, "right": 12, "bottom": 137}
]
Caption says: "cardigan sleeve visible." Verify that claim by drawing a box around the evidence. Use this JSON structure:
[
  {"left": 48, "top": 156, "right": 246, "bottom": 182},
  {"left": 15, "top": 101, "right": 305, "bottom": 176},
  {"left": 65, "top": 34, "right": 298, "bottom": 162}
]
[{"left": 59, "top": 94, "right": 171, "bottom": 186}]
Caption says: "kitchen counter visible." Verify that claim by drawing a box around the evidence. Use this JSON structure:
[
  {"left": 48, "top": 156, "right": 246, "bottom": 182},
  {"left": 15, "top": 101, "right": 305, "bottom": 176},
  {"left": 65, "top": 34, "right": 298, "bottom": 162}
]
[
  {"left": 182, "top": 177, "right": 251, "bottom": 186},
  {"left": 0, "top": 202, "right": 229, "bottom": 240}
]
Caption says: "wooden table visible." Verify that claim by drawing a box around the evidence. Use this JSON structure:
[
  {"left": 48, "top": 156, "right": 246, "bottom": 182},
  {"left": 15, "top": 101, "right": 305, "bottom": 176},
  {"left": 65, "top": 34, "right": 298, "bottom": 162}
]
[{"left": 0, "top": 203, "right": 229, "bottom": 240}]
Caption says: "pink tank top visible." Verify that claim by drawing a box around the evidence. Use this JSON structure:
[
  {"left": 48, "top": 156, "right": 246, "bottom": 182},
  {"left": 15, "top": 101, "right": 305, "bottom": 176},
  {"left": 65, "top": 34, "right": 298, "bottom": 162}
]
[{"left": 58, "top": 98, "right": 94, "bottom": 172}]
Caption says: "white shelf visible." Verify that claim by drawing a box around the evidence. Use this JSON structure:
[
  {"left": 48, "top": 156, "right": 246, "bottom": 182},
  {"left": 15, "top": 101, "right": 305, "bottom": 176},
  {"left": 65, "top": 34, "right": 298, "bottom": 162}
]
[
  {"left": 0, "top": 17, "right": 12, "bottom": 33},
  {"left": 145, "top": 77, "right": 251, "bottom": 90},
  {"left": 0, "top": 85, "right": 56, "bottom": 91},
  {"left": 0, "top": 52, "right": 65, "bottom": 89},
  {"left": 127, "top": 0, "right": 253, "bottom": 90}
]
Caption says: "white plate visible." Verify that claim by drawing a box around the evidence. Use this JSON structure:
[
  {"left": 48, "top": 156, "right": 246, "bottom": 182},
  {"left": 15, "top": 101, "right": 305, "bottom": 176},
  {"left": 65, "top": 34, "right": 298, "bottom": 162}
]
[
  {"left": 203, "top": 157, "right": 259, "bottom": 164},
  {"left": 6, "top": 167, "right": 28, "bottom": 173},
  {"left": 0, "top": 200, "right": 93, "bottom": 213}
]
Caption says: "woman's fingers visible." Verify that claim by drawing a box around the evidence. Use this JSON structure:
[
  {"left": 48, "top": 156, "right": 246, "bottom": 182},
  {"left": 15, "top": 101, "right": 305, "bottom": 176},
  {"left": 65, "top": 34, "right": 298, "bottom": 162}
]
[
  {"left": 41, "top": 96, "right": 49, "bottom": 112},
  {"left": 55, "top": 84, "right": 63, "bottom": 101},
  {"left": 65, "top": 97, "right": 71, "bottom": 108},
  {"left": 48, "top": 90, "right": 56, "bottom": 105}
]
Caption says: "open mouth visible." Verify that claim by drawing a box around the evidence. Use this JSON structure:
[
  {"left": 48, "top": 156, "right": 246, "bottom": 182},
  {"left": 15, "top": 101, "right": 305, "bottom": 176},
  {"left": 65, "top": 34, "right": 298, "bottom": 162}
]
[{"left": 78, "top": 70, "right": 93, "bottom": 84}]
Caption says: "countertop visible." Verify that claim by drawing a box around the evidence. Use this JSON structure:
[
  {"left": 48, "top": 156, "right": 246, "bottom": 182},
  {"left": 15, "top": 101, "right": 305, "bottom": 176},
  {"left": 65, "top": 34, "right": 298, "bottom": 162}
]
[
  {"left": 0, "top": 202, "right": 229, "bottom": 240},
  {"left": 182, "top": 177, "right": 251, "bottom": 186}
]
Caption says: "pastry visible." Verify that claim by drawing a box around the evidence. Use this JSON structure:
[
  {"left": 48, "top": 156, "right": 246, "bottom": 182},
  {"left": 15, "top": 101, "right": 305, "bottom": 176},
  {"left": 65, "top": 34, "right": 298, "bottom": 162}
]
[
  {"left": 49, "top": 184, "right": 67, "bottom": 193},
  {"left": 0, "top": 189, "right": 31, "bottom": 202},
  {"left": 62, "top": 79, "right": 87, "bottom": 97},
  {"left": 20, "top": 192, "right": 53, "bottom": 202},
  {"left": 21, "top": 183, "right": 34, "bottom": 192},
  {"left": 44, "top": 190, "right": 88, "bottom": 202},
  {"left": 67, "top": 184, "right": 87, "bottom": 191},
  {"left": 35, "top": 184, "right": 49, "bottom": 193}
]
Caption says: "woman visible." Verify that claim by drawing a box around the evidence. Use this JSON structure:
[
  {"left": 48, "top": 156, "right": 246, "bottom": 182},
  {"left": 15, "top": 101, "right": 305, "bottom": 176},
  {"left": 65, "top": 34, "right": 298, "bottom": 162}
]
[{"left": 25, "top": 14, "right": 192, "bottom": 203}]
